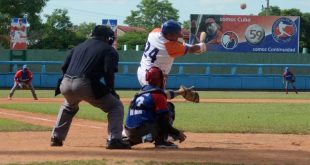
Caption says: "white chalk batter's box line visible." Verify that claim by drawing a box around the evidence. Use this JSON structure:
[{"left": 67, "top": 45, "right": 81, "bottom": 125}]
[{"left": 0, "top": 110, "right": 104, "bottom": 129}]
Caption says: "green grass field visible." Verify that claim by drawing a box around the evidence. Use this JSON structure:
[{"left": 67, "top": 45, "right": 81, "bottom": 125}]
[
  {"left": 1, "top": 89, "right": 310, "bottom": 99},
  {"left": 1, "top": 90, "right": 310, "bottom": 134},
  {"left": 0, "top": 118, "right": 50, "bottom": 132}
]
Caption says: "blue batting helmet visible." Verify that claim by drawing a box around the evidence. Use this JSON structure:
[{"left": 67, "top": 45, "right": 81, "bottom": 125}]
[
  {"left": 161, "top": 20, "right": 181, "bottom": 35},
  {"left": 23, "top": 64, "right": 27, "bottom": 69}
]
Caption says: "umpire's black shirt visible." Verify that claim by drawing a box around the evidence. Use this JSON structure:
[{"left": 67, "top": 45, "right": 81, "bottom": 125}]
[{"left": 61, "top": 38, "right": 119, "bottom": 98}]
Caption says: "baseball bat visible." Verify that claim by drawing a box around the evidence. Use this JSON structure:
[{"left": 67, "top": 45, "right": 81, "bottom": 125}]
[
  {"left": 194, "top": 14, "right": 202, "bottom": 36},
  {"left": 200, "top": 32, "right": 206, "bottom": 43},
  {"left": 190, "top": 14, "right": 203, "bottom": 45}
]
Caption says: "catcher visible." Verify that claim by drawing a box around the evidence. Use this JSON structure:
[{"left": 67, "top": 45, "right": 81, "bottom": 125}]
[
  {"left": 124, "top": 67, "right": 187, "bottom": 148},
  {"left": 137, "top": 19, "right": 204, "bottom": 102},
  {"left": 8, "top": 64, "right": 38, "bottom": 100},
  {"left": 282, "top": 67, "right": 298, "bottom": 94}
]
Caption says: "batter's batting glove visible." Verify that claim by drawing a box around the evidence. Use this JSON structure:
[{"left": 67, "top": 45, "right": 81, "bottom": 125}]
[{"left": 179, "top": 85, "right": 200, "bottom": 103}]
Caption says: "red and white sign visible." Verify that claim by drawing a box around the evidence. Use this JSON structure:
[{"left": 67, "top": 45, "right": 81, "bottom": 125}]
[{"left": 10, "top": 18, "right": 27, "bottom": 50}]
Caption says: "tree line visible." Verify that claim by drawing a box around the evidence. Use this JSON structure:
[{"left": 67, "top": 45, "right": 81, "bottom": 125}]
[{"left": 0, "top": 0, "right": 309, "bottom": 50}]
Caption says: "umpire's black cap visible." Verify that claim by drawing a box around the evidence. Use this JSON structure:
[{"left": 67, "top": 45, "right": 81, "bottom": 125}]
[
  {"left": 91, "top": 25, "right": 115, "bottom": 45},
  {"left": 91, "top": 25, "right": 115, "bottom": 44}
]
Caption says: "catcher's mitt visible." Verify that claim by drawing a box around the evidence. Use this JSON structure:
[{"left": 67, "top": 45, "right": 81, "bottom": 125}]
[{"left": 179, "top": 85, "right": 200, "bottom": 103}]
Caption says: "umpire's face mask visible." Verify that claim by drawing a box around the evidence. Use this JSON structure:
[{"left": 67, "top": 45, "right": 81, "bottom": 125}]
[
  {"left": 91, "top": 25, "right": 115, "bottom": 45},
  {"left": 108, "top": 35, "right": 115, "bottom": 45},
  {"left": 106, "top": 29, "right": 115, "bottom": 45}
]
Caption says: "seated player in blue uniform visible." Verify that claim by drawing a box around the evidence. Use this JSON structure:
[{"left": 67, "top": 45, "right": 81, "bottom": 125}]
[{"left": 123, "top": 66, "right": 187, "bottom": 148}]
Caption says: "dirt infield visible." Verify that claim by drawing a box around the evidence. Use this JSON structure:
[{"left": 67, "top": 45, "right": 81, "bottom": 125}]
[{"left": 1, "top": 98, "right": 310, "bottom": 165}]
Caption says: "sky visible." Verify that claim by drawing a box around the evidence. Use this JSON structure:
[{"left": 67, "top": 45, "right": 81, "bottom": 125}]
[{"left": 41, "top": 0, "right": 310, "bottom": 25}]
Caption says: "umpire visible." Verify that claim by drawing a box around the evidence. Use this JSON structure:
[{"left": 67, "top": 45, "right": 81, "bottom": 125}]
[{"left": 51, "top": 25, "right": 131, "bottom": 149}]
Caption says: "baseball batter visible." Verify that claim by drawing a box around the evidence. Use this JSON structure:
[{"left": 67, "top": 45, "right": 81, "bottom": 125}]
[{"left": 137, "top": 20, "right": 207, "bottom": 99}]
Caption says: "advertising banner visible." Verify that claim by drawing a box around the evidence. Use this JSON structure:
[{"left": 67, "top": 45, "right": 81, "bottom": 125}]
[
  {"left": 10, "top": 18, "right": 27, "bottom": 50},
  {"left": 190, "top": 14, "right": 300, "bottom": 53},
  {"left": 102, "top": 19, "right": 117, "bottom": 49}
]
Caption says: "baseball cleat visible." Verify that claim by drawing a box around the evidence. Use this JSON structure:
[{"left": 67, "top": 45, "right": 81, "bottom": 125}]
[
  {"left": 50, "top": 137, "right": 63, "bottom": 147},
  {"left": 106, "top": 139, "right": 131, "bottom": 149},
  {"left": 154, "top": 141, "right": 178, "bottom": 149}
]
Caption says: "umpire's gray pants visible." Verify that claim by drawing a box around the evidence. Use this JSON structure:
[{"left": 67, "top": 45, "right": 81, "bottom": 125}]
[{"left": 51, "top": 77, "right": 124, "bottom": 141}]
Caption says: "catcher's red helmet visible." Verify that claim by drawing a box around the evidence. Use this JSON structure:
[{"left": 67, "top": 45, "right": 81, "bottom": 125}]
[{"left": 145, "top": 66, "right": 164, "bottom": 88}]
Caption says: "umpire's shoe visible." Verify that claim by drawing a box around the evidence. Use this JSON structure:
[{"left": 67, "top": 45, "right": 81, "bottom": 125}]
[
  {"left": 106, "top": 139, "right": 131, "bottom": 149},
  {"left": 50, "top": 137, "right": 63, "bottom": 147}
]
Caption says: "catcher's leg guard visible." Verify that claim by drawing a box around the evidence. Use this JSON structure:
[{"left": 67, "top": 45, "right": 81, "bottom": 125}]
[
  {"left": 167, "top": 102, "right": 175, "bottom": 123},
  {"left": 124, "top": 123, "right": 159, "bottom": 146},
  {"left": 165, "top": 102, "right": 179, "bottom": 142},
  {"left": 154, "top": 102, "right": 178, "bottom": 144}
]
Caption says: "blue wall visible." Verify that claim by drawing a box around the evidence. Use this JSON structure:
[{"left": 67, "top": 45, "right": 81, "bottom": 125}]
[{"left": 1, "top": 61, "right": 310, "bottom": 90}]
